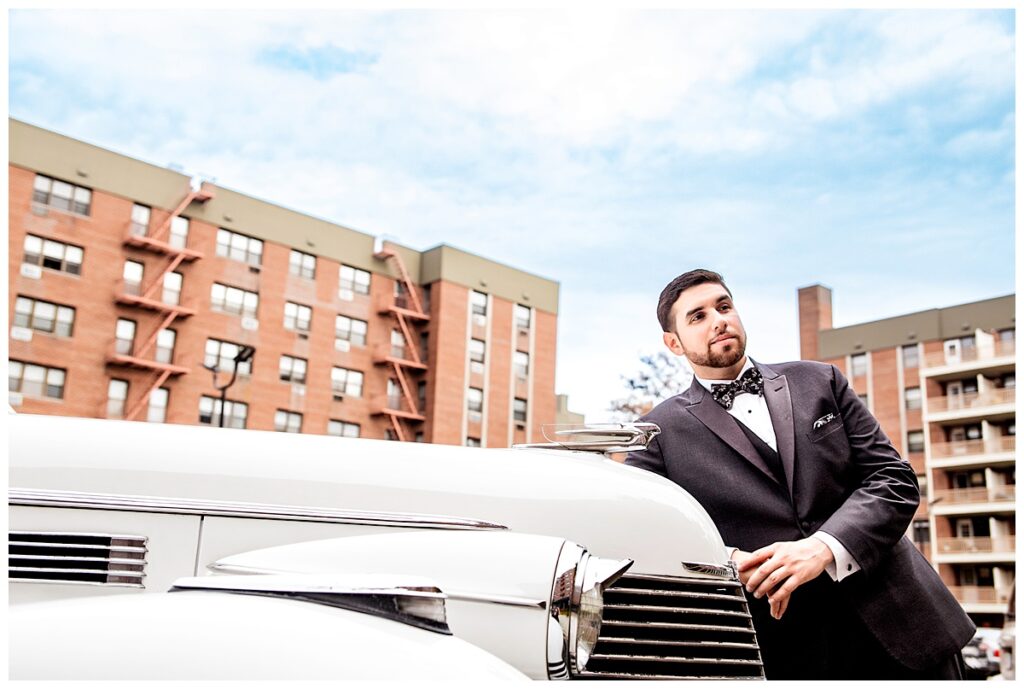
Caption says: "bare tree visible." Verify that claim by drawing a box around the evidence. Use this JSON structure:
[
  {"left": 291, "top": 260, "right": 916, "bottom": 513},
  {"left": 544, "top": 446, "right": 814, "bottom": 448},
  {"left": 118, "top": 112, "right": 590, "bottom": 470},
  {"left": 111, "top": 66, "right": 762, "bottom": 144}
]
[{"left": 608, "top": 351, "right": 693, "bottom": 421}]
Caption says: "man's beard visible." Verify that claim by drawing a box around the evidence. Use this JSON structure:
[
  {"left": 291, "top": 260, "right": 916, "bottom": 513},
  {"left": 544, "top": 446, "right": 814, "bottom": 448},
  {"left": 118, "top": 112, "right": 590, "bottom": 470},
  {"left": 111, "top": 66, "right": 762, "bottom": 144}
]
[{"left": 683, "top": 333, "right": 746, "bottom": 369}]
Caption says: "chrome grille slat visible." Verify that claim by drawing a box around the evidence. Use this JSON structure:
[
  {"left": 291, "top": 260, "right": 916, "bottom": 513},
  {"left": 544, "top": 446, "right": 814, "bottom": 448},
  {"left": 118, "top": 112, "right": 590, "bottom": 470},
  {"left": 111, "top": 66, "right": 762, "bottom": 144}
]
[
  {"left": 9, "top": 541, "right": 147, "bottom": 553},
  {"left": 584, "top": 572, "right": 765, "bottom": 680},
  {"left": 9, "top": 552, "right": 146, "bottom": 561},
  {"left": 605, "top": 603, "right": 750, "bottom": 618},
  {"left": 9, "top": 531, "right": 148, "bottom": 588},
  {"left": 591, "top": 653, "right": 763, "bottom": 665}
]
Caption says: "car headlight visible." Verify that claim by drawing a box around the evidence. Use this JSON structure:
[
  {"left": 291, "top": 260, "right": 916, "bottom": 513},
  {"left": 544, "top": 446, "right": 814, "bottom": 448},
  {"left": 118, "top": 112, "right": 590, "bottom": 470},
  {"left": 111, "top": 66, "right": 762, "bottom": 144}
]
[{"left": 548, "top": 542, "right": 632, "bottom": 678}]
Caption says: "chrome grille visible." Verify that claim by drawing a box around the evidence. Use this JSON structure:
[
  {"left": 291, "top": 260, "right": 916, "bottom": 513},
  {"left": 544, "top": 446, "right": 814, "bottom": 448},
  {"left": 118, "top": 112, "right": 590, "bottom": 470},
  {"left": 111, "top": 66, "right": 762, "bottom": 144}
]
[
  {"left": 9, "top": 531, "right": 147, "bottom": 587},
  {"left": 581, "top": 572, "right": 764, "bottom": 680}
]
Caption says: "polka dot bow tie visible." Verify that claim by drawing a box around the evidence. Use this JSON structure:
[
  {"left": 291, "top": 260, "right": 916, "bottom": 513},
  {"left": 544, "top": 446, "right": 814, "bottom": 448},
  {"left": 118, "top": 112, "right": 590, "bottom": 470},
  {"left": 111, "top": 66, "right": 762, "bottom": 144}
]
[{"left": 711, "top": 368, "right": 765, "bottom": 410}]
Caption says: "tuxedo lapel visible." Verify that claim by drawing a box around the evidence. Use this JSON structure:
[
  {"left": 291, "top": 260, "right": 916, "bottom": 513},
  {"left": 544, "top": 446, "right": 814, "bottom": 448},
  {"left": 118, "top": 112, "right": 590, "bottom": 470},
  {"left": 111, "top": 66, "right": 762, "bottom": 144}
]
[
  {"left": 757, "top": 362, "right": 796, "bottom": 498},
  {"left": 684, "top": 377, "right": 781, "bottom": 486}
]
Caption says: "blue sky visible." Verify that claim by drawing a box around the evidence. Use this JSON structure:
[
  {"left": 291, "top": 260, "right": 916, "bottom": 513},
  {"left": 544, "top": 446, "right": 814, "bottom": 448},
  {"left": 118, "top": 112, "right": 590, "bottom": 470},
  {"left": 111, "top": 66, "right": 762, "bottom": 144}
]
[{"left": 9, "top": 9, "right": 1015, "bottom": 421}]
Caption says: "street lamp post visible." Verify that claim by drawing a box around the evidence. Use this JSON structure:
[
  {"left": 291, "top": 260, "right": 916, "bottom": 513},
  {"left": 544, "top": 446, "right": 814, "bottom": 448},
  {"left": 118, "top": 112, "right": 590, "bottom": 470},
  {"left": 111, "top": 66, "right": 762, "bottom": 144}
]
[{"left": 203, "top": 345, "right": 255, "bottom": 428}]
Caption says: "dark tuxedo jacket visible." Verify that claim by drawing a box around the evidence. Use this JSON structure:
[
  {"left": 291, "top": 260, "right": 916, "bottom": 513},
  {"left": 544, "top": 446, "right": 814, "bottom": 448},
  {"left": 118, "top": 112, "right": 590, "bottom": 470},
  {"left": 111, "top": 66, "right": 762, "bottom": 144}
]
[{"left": 625, "top": 359, "right": 974, "bottom": 671}]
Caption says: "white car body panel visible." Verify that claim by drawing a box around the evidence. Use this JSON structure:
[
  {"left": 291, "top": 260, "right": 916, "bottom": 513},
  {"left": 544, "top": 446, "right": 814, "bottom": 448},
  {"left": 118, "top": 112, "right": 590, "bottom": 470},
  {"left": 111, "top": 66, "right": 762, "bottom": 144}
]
[
  {"left": 9, "top": 590, "right": 529, "bottom": 680},
  {"left": 209, "top": 530, "right": 569, "bottom": 679}
]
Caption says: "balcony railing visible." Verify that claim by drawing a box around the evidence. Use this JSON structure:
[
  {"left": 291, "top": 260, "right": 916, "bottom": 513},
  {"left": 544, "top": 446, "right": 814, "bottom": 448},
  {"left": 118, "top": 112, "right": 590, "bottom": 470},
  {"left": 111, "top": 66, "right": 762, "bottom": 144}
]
[
  {"left": 936, "top": 536, "right": 1015, "bottom": 555},
  {"left": 931, "top": 436, "right": 1016, "bottom": 458},
  {"left": 948, "top": 586, "right": 1008, "bottom": 605},
  {"left": 927, "top": 388, "right": 1015, "bottom": 414},
  {"left": 923, "top": 340, "right": 1015, "bottom": 369},
  {"left": 931, "top": 485, "right": 1016, "bottom": 505}
]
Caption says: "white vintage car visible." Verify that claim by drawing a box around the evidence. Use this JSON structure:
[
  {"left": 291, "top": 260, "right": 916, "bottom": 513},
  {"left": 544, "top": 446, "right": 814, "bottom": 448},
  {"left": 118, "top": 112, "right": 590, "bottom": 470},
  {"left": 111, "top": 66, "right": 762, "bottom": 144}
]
[{"left": 8, "top": 412, "right": 764, "bottom": 680}]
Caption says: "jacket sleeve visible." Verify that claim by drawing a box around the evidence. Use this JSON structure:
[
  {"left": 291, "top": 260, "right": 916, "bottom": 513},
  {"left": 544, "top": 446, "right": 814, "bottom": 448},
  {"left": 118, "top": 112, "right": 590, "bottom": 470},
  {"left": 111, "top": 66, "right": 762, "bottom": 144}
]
[
  {"left": 817, "top": 364, "right": 921, "bottom": 575},
  {"left": 624, "top": 424, "right": 669, "bottom": 478}
]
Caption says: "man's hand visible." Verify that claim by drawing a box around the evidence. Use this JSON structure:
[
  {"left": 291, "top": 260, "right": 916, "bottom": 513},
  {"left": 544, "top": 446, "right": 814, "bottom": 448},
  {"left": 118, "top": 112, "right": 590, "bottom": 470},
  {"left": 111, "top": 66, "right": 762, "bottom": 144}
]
[
  {"left": 737, "top": 538, "right": 834, "bottom": 620},
  {"left": 729, "top": 549, "right": 754, "bottom": 586}
]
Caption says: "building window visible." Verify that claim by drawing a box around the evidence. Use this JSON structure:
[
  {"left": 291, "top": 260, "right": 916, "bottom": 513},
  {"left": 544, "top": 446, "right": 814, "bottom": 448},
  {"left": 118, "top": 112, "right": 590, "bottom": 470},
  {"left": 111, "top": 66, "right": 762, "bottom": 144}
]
[
  {"left": 279, "top": 355, "right": 308, "bottom": 384},
  {"left": 901, "top": 344, "right": 919, "bottom": 370},
  {"left": 163, "top": 272, "right": 183, "bottom": 306},
  {"left": 514, "top": 397, "right": 528, "bottom": 423},
  {"left": 24, "top": 234, "right": 84, "bottom": 275},
  {"left": 907, "top": 430, "right": 925, "bottom": 453},
  {"left": 513, "top": 351, "right": 529, "bottom": 381},
  {"left": 335, "top": 315, "right": 368, "bottom": 347},
  {"left": 515, "top": 304, "right": 531, "bottom": 330},
  {"left": 471, "top": 291, "right": 488, "bottom": 317},
  {"left": 130, "top": 203, "right": 150, "bottom": 236},
  {"left": 387, "top": 378, "right": 402, "bottom": 409},
  {"left": 289, "top": 249, "right": 316, "bottom": 279},
  {"left": 13, "top": 296, "right": 75, "bottom": 337},
  {"left": 469, "top": 339, "right": 485, "bottom": 366},
  {"left": 32, "top": 174, "right": 91, "bottom": 215},
  {"left": 391, "top": 329, "right": 406, "bottom": 359},
  {"left": 328, "top": 420, "right": 360, "bottom": 438},
  {"left": 147, "top": 387, "right": 169, "bottom": 423},
  {"left": 420, "top": 332, "right": 429, "bottom": 362},
  {"left": 198, "top": 395, "right": 248, "bottom": 429},
  {"left": 857, "top": 393, "right": 869, "bottom": 408},
  {"left": 283, "top": 301, "right": 312, "bottom": 332},
  {"left": 204, "top": 339, "right": 254, "bottom": 376},
  {"left": 9, "top": 360, "right": 66, "bottom": 400},
  {"left": 115, "top": 319, "right": 136, "bottom": 356},
  {"left": 169, "top": 216, "right": 190, "bottom": 249},
  {"left": 275, "top": 410, "right": 303, "bottom": 433},
  {"left": 123, "top": 260, "right": 144, "bottom": 296},
  {"left": 339, "top": 265, "right": 371, "bottom": 295},
  {"left": 912, "top": 519, "right": 930, "bottom": 548},
  {"left": 467, "top": 387, "right": 483, "bottom": 413},
  {"left": 418, "top": 380, "right": 427, "bottom": 412},
  {"left": 216, "top": 228, "right": 263, "bottom": 266},
  {"left": 385, "top": 429, "right": 398, "bottom": 442},
  {"left": 904, "top": 387, "right": 922, "bottom": 410},
  {"left": 155, "top": 329, "right": 176, "bottom": 364},
  {"left": 106, "top": 379, "right": 128, "bottom": 419},
  {"left": 1002, "top": 374, "right": 1016, "bottom": 389},
  {"left": 331, "top": 367, "right": 364, "bottom": 398},
  {"left": 211, "top": 283, "right": 259, "bottom": 318},
  {"left": 466, "top": 437, "right": 481, "bottom": 447},
  {"left": 850, "top": 353, "right": 867, "bottom": 378}
]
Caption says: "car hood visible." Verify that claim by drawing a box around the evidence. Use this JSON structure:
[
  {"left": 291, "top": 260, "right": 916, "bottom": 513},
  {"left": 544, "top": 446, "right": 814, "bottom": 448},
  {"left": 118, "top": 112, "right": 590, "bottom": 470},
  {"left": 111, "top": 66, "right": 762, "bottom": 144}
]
[{"left": 10, "top": 413, "right": 728, "bottom": 573}]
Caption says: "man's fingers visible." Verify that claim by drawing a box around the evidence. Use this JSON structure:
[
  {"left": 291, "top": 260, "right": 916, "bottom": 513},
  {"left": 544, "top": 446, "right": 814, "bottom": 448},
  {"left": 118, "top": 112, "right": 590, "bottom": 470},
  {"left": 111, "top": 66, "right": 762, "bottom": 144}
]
[
  {"left": 745, "top": 557, "right": 781, "bottom": 596},
  {"left": 753, "top": 567, "right": 787, "bottom": 599},
  {"left": 738, "top": 548, "right": 773, "bottom": 574}
]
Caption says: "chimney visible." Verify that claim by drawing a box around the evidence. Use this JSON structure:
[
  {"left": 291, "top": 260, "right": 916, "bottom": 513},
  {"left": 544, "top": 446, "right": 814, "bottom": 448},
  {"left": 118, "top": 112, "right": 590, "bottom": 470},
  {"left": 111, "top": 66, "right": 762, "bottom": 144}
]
[{"left": 798, "top": 284, "right": 833, "bottom": 360}]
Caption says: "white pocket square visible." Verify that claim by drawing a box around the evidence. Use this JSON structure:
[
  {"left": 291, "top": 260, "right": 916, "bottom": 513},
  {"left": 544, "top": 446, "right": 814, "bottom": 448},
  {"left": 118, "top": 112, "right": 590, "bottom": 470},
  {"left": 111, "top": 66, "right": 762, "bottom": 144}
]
[{"left": 813, "top": 413, "right": 837, "bottom": 430}]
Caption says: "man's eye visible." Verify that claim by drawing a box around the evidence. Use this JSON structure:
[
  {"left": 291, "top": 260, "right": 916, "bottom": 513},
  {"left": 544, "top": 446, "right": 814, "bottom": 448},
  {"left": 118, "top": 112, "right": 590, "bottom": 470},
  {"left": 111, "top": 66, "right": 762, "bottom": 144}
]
[
  {"left": 719, "top": 304, "right": 731, "bottom": 312},
  {"left": 691, "top": 313, "right": 703, "bottom": 322}
]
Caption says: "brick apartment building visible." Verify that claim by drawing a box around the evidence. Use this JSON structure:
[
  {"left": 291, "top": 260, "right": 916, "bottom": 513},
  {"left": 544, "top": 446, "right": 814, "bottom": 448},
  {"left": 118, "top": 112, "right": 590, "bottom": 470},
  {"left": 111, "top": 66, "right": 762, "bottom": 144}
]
[
  {"left": 8, "top": 119, "right": 559, "bottom": 447},
  {"left": 799, "top": 285, "right": 1015, "bottom": 626}
]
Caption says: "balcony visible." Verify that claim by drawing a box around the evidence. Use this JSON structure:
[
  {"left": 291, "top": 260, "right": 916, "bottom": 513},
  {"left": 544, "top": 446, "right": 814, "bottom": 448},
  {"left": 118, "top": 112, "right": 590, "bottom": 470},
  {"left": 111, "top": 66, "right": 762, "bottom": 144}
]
[
  {"left": 930, "top": 436, "right": 1016, "bottom": 468},
  {"left": 123, "top": 221, "right": 203, "bottom": 260},
  {"left": 922, "top": 341, "right": 1015, "bottom": 378},
  {"left": 369, "top": 394, "right": 425, "bottom": 421},
  {"left": 930, "top": 485, "right": 1016, "bottom": 515},
  {"left": 373, "top": 292, "right": 429, "bottom": 321},
  {"left": 371, "top": 343, "right": 427, "bottom": 370},
  {"left": 105, "top": 343, "right": 189, "bottom": 375},
  {"left": 948, "top": 585, "right": 1012, "bottom": 613},
  {"left": 114, "top": 279, "right": 197, "bottom": 316},
  {"left": 934, "top": 536, "right": 1015, "bottom": 563},
  {"left": 925, "top": 388, "right": 1015, "bottom": 424}
]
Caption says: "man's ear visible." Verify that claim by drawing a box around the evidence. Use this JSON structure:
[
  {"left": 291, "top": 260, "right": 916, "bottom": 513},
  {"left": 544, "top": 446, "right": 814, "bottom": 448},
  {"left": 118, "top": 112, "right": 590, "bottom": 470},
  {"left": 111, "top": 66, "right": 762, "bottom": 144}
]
[{"left": 663, "top": 331, "right": 685, "bottom": 356}]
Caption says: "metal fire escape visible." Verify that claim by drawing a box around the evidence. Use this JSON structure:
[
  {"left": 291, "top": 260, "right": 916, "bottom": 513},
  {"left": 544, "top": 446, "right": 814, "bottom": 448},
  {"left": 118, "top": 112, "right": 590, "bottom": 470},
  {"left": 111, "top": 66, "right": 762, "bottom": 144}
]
[
  {"left": 372, "top": 239, "right": 429, "bottom": 441},
  {"left": 109, "top": 182, "right": 215, "bottom": 420}
]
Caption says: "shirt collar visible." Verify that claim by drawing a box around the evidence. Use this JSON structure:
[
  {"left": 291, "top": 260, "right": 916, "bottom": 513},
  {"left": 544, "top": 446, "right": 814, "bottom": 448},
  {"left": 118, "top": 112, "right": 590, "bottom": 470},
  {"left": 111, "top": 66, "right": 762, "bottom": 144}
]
[{"left": 694, "top": 357, "right": 754, "bottom": 392}]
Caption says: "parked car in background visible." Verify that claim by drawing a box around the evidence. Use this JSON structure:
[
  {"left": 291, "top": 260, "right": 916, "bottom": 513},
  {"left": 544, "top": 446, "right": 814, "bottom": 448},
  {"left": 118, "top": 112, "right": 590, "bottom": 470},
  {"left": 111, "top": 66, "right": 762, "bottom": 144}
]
[
  {"left": 9, "top": 414, "right": 765, "bottom": 680},
  {"left": 962, "top": 632, "right": 1000, "bottom": 680}
]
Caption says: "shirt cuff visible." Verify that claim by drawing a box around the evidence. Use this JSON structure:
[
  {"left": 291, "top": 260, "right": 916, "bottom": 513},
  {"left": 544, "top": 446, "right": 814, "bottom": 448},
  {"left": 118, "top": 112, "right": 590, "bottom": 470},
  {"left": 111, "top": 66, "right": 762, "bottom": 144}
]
[{"left": 811, "top": 532, "right": 861, "bottom": 582}]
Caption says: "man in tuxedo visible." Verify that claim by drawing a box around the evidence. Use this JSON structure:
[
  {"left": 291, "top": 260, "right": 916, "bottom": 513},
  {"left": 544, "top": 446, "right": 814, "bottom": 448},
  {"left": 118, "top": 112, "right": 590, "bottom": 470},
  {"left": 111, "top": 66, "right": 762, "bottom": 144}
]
[{"left": 625, "top": 269, "right": 974, "bottom": 680}]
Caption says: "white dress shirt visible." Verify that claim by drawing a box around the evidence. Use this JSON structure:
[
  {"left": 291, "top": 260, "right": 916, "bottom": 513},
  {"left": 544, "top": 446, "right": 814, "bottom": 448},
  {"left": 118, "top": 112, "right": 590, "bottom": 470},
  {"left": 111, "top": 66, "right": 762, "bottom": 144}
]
[{"left": 694, "top": 358, "right": 861, "bottom": 582}]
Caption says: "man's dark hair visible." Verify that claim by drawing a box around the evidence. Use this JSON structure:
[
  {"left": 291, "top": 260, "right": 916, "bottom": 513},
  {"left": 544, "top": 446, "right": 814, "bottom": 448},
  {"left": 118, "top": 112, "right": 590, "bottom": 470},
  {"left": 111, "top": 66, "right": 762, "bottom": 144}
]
[{"left": 657, "top": 269, "right": 732, "bottom": 332}]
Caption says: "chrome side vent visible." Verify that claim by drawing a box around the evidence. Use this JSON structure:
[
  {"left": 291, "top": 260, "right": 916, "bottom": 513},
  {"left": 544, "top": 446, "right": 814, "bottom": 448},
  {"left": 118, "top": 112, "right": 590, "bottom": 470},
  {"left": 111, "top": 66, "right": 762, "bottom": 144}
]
[
  {"left": 9, "top": 531, "right": 147, "bottom": 587},
  {"left": 582, "top": 572, "right": 765, "bottom": 680}
]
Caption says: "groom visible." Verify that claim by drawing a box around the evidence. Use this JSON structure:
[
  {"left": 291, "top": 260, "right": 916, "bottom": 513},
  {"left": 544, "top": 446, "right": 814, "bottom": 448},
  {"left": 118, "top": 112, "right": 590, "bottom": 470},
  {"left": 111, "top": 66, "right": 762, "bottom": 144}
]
[{"left": 625, "top": 268, "right": 973, "bottom": 679}]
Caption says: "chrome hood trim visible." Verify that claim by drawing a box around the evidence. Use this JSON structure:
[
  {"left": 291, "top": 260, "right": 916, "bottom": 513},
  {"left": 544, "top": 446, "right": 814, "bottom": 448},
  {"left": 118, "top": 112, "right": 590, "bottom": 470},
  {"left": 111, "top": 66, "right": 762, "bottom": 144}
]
[{"left": 9, "top": 488, "right": 508, "bottom": 531}]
